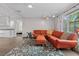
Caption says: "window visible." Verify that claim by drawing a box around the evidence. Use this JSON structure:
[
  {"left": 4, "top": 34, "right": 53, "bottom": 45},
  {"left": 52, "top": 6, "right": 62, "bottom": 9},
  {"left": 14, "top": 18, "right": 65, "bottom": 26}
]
[
  {"left": 69, "top": 11, "right": 79, "bottom": 32},
  {"left": 64, "top": 10, "right": 79, "bottom": 32}
]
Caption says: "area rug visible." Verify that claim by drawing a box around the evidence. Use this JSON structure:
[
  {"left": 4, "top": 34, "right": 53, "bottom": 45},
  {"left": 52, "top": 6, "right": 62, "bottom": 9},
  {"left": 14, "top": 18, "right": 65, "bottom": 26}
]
[
  {"left": 73, "top": 38, "right": 79, "bottom": 52},
  {"left": 5, "top": 38, "right": 64, "bottom": 56}
]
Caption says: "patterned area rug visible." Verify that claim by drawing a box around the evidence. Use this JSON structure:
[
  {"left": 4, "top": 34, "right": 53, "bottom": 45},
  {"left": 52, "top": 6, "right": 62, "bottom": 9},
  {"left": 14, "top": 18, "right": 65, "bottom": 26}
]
[
  {"left": 5, "top": 38, "right": 64, "bottom": 56},
  {"left": 74, "top": 38, "right": 79, "bottom": 52}
]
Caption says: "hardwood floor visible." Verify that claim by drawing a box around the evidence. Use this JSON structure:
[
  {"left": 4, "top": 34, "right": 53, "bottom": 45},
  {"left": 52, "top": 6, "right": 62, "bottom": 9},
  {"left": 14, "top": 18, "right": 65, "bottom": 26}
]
[
  {"left": 0, "top": 37, "right": 23, "bottom": 55},
  {"left": 62, "top": 49, "right": 79, "bottom": 56}
]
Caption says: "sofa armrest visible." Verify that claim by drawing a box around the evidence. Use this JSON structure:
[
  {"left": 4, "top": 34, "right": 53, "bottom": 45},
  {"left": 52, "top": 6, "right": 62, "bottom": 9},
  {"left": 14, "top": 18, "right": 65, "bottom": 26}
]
[
  {"left": 54, "top": 39, "right": 77, "bottom": 48},
  {"left": 56, "top": 39, "right": 77, "bottom": 47},
  {"left": 57, "top": 39, "right": 77, "bottom": 43}
]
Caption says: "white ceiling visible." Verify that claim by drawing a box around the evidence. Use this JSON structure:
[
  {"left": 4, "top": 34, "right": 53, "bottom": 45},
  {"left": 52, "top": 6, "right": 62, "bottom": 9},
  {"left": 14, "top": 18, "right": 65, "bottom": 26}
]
[{"left": 0, "top": 3, "right": 78, "bottom": 18}]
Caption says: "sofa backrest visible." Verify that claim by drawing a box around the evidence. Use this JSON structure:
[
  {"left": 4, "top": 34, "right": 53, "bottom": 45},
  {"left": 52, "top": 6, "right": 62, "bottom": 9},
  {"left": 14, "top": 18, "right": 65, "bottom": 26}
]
[
  {"left": 33, "top": 30, "right": 47, "bottom": 35},
  {"left": 52, "top": 30, "right": 64, "bottom": 38}
]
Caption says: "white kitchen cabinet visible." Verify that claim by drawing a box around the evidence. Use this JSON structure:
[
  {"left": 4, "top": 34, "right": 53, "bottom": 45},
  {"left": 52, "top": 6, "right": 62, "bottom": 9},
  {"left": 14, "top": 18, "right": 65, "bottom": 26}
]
[{"left": 0, "top": 29, "right": 16, "bottom": 37}]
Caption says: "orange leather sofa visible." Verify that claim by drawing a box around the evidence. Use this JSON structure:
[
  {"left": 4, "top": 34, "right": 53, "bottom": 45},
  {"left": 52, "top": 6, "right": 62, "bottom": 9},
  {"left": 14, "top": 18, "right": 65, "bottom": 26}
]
[
  {"left": 32, "top": 30, "right": 47, "bottom": 38},
  {"left": 46, "top": 30, "right": 77, "bottom": 49}
]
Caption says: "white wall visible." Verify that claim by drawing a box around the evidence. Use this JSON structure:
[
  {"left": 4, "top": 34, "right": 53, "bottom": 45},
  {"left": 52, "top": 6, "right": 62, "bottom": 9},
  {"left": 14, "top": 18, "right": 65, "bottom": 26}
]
[
  {"left": 22, "top": 18, "right": 53, "bottom": 34},
  {"left": 0, "top": 16, "right": 10, "bottom": 29}
]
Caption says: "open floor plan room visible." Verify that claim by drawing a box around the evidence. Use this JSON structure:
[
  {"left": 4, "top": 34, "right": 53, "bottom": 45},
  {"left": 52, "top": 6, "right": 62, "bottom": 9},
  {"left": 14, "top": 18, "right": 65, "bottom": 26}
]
[{"left": 0, "top": 3, "right": 79, "bottom": 56}]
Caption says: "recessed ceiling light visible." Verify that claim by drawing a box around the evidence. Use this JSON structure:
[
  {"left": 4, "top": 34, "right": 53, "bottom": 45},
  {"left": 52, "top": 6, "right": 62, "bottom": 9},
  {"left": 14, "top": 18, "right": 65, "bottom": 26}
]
[
  {"left": 52, "top": 15, "right": 55, "bottom": 18},
  {"left": 28, "top": 5, "right": 33, "bottom": 8}
]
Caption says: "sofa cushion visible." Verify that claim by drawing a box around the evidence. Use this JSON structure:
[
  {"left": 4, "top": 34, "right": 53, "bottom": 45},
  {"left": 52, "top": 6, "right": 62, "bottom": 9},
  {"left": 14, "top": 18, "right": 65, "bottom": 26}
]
[
  {"left": 34, "top": 30, "right": 40, "bottom": 34},
  {"left": 52, "top": 30, "right": 64, "bottom": 38},
  {"left": 33, "top": 30, "right": 47, "bottom": 35},
  {"left": 41, "top": 30, "right": 47, "bottom": 35}
]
